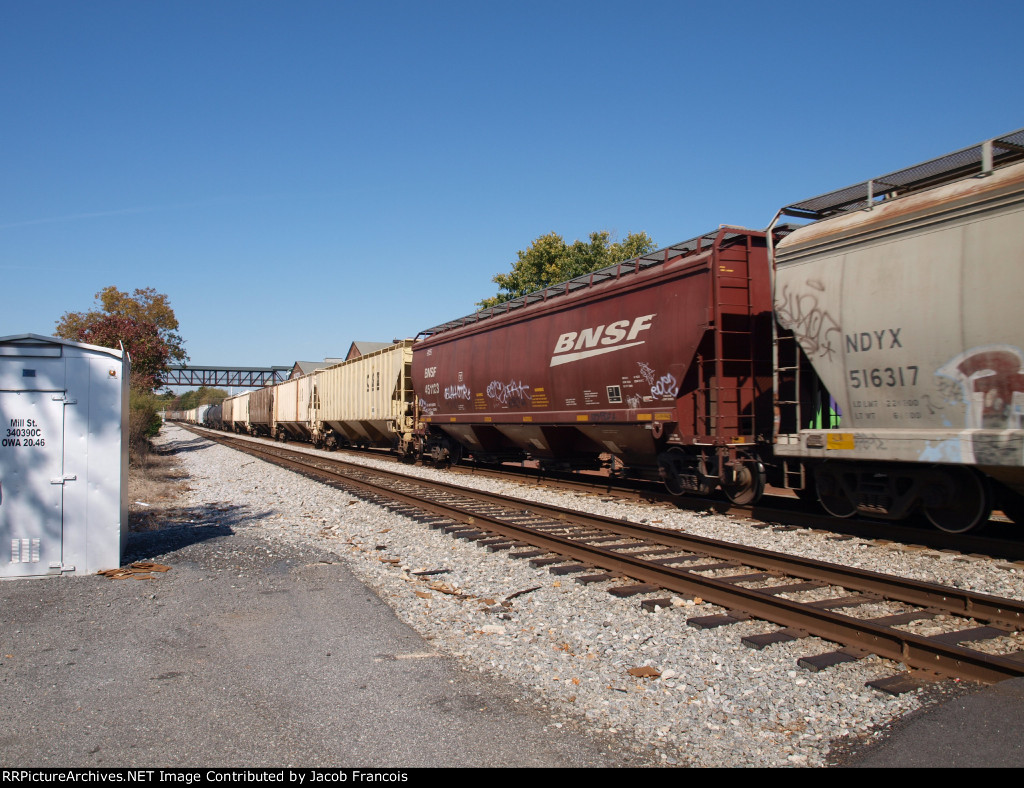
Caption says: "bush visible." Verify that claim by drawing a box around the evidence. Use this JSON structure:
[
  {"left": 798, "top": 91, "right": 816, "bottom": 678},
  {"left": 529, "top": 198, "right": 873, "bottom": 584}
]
[{"left": 128, "top": 388, "right": 162, "bottom": 462}]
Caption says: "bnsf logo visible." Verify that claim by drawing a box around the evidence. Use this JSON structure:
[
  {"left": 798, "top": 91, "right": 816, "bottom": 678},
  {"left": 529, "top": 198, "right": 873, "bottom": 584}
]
[{"left": 550, "top": 314, "right": 655, "bottom": 367}]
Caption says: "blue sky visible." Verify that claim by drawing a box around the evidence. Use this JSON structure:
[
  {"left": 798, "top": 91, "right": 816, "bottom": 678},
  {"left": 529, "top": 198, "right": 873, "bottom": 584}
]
[{"left": 2, "top": 0, "right": 1022, "bottom": 372}]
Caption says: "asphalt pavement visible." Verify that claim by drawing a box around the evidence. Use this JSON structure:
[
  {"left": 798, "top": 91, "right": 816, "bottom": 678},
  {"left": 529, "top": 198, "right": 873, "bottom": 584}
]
[
  {"left": 0, "top": 523, "right": 652, "bottom": 768},
  {"left": 4, "top": 516, "right": 1023, "bottom": 768},
  {"left": 844, "top": 676, "right": 1024, "bottom": 768}
]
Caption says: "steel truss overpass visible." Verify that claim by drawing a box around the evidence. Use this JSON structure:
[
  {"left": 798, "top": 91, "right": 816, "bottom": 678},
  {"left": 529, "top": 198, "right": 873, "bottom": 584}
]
[{"left": 163, "top": 365, "right": 291, "bottom": 387}]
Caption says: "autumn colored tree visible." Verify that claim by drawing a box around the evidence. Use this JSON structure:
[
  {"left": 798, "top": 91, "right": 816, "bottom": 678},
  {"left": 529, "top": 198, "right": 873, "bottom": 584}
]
[
  {"left": 56, "top": 286, "right": 187, "bottom": 366},
  {"left": 55, "top": 287, "right": 186, "bottom": 391},
  {"left": 56, "top": 288, "right": 187, "bottom": 457},
  {"left": 478, "top": 231, "right": 657, "bottom": 309},
  {"left": 79, "top": 316, "right": 172, "bottom": 390}
]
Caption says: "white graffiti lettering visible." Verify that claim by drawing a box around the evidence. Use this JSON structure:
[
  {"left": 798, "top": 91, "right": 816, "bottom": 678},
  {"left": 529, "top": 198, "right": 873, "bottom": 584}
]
[
  {"left": 651, "top": 372, "right": 678, "bottom": 399},
  {"left": 637, "top": 362, "right": 655, "bottom": 386},
  {"left": 443, "top": 384, "right": 472, "bottom": 401},
  {"left": 486, "top": 379, "right": 531, "bottom": 405}
]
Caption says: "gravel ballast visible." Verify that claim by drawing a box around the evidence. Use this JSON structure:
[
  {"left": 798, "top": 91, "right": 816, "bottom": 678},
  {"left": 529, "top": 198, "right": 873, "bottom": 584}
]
[{"left": 152, "top": 425, "right": 1024, "bottom": 766}]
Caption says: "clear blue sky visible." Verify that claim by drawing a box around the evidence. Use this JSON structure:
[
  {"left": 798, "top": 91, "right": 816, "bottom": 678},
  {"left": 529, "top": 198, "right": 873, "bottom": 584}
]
[{"left": 2, "top": 0, "right": 1021, "bottom": 371}]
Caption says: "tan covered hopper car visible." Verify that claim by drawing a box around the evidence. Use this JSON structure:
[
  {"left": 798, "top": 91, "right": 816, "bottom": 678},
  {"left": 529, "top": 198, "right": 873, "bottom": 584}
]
[
  {"left": 313, "top": 340, "right": 415, "bottom": 451},
  {"left": 272, "top": 373, "right": 317, "bottom": 442},
  {"left": 222, "top": 391, "right": 250, "bottom": 434}
]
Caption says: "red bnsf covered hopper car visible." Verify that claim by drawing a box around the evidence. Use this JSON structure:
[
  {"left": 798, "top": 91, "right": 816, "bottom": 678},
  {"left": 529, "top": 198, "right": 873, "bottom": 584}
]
[{"left": 412, "top": 227, "right": 776, "bottom": 504}]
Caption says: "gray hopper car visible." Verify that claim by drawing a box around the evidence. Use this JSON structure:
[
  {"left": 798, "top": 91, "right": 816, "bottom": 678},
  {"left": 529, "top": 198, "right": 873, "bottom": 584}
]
[{"left": 769, "top": 129, "right": 1024, "bottom": 531}]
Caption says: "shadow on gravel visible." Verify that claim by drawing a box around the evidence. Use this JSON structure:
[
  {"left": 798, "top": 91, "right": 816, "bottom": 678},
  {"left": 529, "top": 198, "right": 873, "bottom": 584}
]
[
  {"left": 156, "top": 436, "right": 216, "bottom": 455},
  {"left": 125, "top": 522, "right": 235, "bottom": 562},
  {"left": 124, "top": 503, "right": 278, "bottom": 564}
]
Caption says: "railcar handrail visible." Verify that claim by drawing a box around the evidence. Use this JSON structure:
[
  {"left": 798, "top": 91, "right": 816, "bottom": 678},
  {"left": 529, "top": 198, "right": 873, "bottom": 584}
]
[{"left": 779, "top": 127, "right": 1024, "bottom": 221}]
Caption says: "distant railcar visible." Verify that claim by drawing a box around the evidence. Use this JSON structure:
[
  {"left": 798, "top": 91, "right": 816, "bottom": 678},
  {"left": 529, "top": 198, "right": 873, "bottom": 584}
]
[
  {"left": 223, "top": 391, "right": 251, "bottom": 434},
  {"left": 205, "top": 403, "right": 222, "bottom": 430},
  {"left": 272, "top": 374, "right": 316, "bottom": 442},
  {"left": 313, "top": 341, "right": 415, "bottom": 451},
  {"left": 248, "top": 386, "right": 273, "bottom": 437}
]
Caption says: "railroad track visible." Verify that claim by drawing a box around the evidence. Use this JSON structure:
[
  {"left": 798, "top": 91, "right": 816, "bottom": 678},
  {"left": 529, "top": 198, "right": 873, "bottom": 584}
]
[
  {"left": 239, "top": 430, "right": 1024, "bottom": 560},
  {"left": 184, "top": 425, "right": 1024, "bottom": 687},
  {"left": 449, "top": 463, "right": 1024, "bottom": 556}
]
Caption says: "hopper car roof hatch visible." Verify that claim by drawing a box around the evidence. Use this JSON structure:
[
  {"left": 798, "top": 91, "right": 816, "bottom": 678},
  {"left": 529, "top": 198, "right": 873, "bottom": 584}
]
[{"left": 419, "top": 227, "right": 761, "bottom": 339}]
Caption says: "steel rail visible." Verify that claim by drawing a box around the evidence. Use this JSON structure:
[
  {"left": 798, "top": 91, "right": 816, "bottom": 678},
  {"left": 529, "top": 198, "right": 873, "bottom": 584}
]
[
  {"left": 448, "top": 461, "right": 1024, "bottom": 560},
  {"left": 226, "top": 435, "right": 1024, "bottom": 629},
  {"left": 192, "top": 428, "right": 1024, "bottom": 684},
  {"left": 181, "top": 424, "right": 1024, "bottom": 561}
]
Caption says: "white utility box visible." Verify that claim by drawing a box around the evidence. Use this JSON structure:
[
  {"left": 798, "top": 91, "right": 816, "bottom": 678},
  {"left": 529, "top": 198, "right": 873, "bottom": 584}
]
[{"left": 0, "top": 334, "right": 128, "bottom": 578}]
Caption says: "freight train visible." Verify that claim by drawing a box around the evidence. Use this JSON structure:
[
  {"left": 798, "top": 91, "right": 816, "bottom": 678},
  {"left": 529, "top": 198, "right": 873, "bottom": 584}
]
[{"left": 170, "top": 128, "right": 1024, "bottom": 534}]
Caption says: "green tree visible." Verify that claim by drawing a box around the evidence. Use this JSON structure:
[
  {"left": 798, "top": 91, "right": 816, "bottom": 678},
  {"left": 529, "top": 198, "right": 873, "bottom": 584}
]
[
  {"left": 176, "top": 387, "right": 228, "bottom": 410},
  {"left": 479, "top": 230, "right": 656, "bottom": 309},
  {"left": 176, "top": 391, "right": 198, "bottom": 410}
]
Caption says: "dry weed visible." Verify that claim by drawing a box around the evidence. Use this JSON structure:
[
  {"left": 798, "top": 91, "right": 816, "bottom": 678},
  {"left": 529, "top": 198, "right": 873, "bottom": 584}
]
[{"left": 128, "top": 442, "right": 191, "bottom": 532}]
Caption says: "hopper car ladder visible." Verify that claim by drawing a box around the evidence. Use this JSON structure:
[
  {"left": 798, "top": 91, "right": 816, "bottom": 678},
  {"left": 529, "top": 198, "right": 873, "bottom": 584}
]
[
  {"left": 697, "top": 232, "right": 760, "bottom": 443},
  {"left": 774, "top": 328, "right": 806, "bottom": 491},
  {"left": 773, "top": 327, "right": 841, "bottom": 491}
]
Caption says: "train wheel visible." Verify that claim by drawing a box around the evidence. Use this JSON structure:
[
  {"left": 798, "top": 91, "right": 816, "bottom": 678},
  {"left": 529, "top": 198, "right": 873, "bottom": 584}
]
[
  {"left": 658, "top": 448, "right": 688, "bottom": 496},
  {"left": 721, "top": 460, "right": 766, "bottom": 506},
  {"left": 663, "top": 472, "right": 685, "bottom": 496},
  {"left": 815, "top": 465, "right": 857, "bottom": 519},
  {"left": 428, "top": 437, "right": 462, "bottom": 467},
  {"left": 923, "top": 467, "right": 991, "bottom": 533}
]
